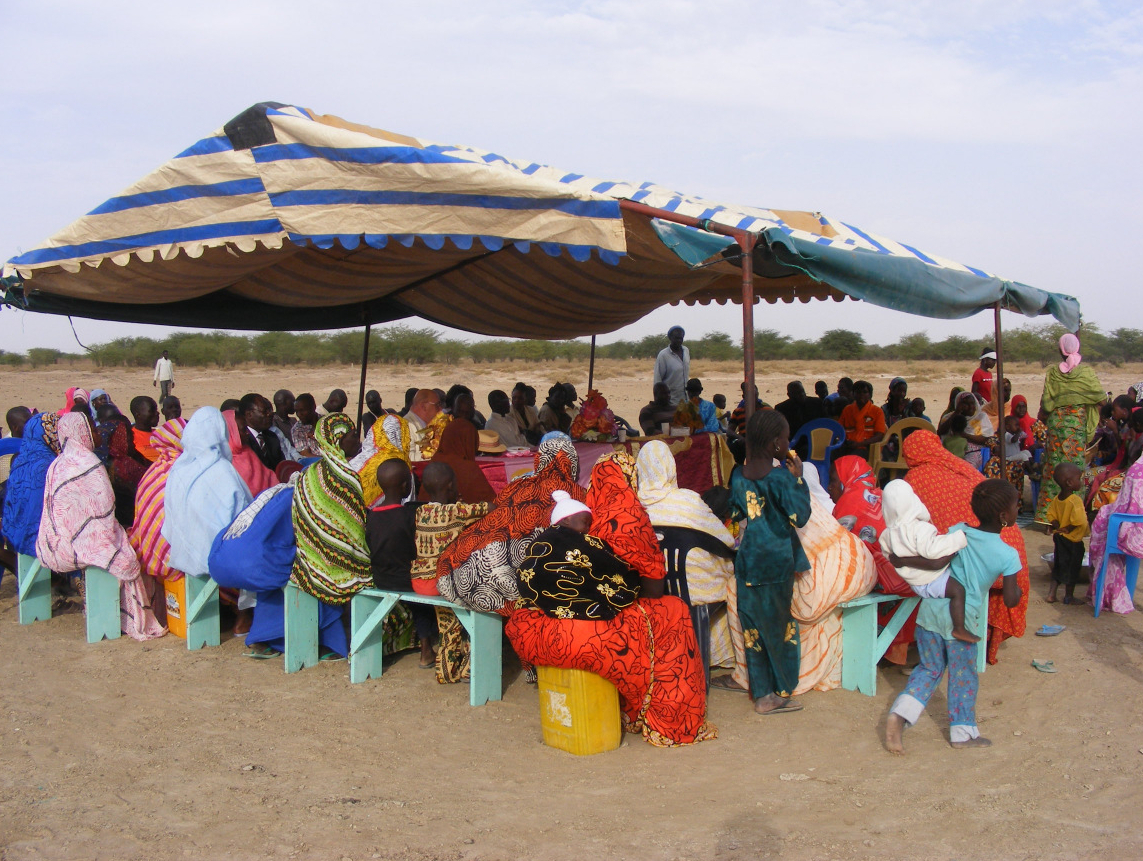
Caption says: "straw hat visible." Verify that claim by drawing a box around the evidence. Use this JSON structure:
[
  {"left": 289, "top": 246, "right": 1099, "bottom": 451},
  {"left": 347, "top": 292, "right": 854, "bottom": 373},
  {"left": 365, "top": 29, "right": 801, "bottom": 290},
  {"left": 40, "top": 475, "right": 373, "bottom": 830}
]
[{"left": 478, "top": 429, "right": 507, "bottom": 453}]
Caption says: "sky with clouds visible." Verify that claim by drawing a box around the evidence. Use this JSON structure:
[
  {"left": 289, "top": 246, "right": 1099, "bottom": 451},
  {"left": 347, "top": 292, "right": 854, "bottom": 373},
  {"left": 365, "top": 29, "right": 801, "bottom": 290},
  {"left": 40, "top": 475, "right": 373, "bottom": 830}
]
[{"left": 1, "top": 0, "right": 1139, "bottom": 352}]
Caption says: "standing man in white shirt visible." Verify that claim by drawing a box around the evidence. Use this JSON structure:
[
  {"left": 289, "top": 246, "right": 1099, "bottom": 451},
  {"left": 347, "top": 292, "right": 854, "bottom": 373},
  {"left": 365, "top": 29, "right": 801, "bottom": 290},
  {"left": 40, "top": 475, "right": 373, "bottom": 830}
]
[
  {"left": 153, "top": 349, "right": 174, "bottom": 401},
  {"left": 653, "top": 326, "right": 690, "bottom": 407}
]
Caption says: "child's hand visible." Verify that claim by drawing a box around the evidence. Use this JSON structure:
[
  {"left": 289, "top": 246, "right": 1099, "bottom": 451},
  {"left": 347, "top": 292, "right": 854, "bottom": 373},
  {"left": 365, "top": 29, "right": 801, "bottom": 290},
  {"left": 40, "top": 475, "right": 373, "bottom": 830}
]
[
  {"left": 1048, "top": 519, "right": 1060, "bottom": 534},
  {"left": 785, "top": 450, "right": 803, "bottom": 478}
]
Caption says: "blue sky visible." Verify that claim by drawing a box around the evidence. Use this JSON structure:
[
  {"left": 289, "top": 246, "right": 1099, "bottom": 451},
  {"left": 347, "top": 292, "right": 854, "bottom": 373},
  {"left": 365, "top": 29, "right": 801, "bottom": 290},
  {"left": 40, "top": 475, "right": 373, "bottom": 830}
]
[{"left": 1, "top": 0, "right": 1139, "bottom": 352}]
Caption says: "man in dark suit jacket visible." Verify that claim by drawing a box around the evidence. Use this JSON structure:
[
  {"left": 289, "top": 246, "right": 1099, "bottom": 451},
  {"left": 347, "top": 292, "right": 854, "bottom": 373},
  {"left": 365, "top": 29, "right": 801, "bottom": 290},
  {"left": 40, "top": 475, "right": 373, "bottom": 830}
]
[{"left": 239, "top": 393, "right": 285, "bottom": 470}]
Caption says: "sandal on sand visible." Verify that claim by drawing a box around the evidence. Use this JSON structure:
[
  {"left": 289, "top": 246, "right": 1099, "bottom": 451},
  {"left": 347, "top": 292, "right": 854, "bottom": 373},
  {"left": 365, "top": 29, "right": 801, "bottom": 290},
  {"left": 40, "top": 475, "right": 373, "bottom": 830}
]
[
  {"left": 758, "top": 699, "right": 803, "bottom": 715},
  {"left": 319, "top": 651, "right": 347, "bottom": 662},
  {"left": 1031, "top": 659, "right": 1057, "bottom": 673},
  {"left": 1035, "top": 625, "right": 1065, "bottom": 637},
  {"left": 710, "top": 675, "right": 749, "bottom": 693},
  {"left": 243, "top": 646, "right": 281, "bottom": 659},
  {"left": 1062, "top": 595, "right": 1086, "bottom": 605}
]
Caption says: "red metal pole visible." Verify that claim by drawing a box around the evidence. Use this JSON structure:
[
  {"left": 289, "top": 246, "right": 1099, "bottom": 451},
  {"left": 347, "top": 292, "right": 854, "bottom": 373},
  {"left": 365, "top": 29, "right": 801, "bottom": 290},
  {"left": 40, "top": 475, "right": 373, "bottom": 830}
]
[
  {"left": 994, "top": 302, "right": 1006, "bottom": 480},
  {"left": 741, "top": 234, "right": 757, "bottom": 421},
  {"left": 617, "top": 199, "right": 744, "bottom": 240},
  {"left": 617, "top": 198, "right": 758, "bottom": 418}
]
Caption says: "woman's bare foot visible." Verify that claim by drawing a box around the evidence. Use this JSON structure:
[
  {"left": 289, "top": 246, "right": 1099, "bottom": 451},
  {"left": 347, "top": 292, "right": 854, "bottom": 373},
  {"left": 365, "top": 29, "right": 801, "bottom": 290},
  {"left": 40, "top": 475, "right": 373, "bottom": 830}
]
[
  {"left": 418, "top": 641, "right": 436, "bottom": 669},
  {"left": 710, "top": 674, "right": 749, "bottom": 693},
  {"left": 233, "top": 608, "right": 253, "bottom": 636},
  {"left": 753, "top": 694, "right": 802, "bottom": 715},
  {"left": 951, "top": 627, "right": 981, "bottom": 644},
  {"left": 950, "top": 736, "right": 992, "bottom": 749},
  {"left": 884, "top": 713, "right": 906, "bottom": 755}
]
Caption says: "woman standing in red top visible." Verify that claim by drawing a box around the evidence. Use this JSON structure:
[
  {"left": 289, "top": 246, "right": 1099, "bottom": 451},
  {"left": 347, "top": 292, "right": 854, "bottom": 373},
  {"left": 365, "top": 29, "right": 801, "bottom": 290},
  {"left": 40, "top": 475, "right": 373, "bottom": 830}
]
[{"left": 972, "top": 351, "right": 997, "bottom": 404}]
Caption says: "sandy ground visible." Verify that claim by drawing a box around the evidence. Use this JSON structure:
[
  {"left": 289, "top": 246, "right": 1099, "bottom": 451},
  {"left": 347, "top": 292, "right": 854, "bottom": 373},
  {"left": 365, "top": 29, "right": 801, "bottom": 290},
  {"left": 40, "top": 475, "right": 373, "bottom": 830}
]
[{"left": 2, "top": 362, "right": 1143, "bottom": 861}]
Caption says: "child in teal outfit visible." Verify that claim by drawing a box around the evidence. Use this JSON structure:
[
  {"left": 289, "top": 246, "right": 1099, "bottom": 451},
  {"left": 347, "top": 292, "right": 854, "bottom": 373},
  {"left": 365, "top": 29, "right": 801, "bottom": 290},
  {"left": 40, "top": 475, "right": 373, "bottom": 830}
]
[{"left": 728, "top": 410, "right": 812, "bottom": 715}]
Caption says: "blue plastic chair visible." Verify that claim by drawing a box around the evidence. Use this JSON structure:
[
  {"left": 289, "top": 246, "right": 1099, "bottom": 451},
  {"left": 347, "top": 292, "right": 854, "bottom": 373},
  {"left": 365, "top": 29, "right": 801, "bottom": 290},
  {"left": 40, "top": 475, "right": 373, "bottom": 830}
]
[
  {"left": 1092, "top": 511, "right": 1143, "bottom": 617},
  {"left": 790, "top": 418, "right": 845, "bottom": 488}
]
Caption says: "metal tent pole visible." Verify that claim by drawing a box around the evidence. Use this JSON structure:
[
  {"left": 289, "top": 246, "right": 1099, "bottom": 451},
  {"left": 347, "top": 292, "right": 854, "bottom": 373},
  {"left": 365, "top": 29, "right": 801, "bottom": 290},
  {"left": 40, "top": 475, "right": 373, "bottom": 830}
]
[
  {"left": 356, "top": 322, "right": 372, "bottom": 430},
  {"left": 741, "top": 234, "right": 758, "bottom": 422},
  {"left": 588, "top": 335, "right": 597, "bottom": 393},
  {"left": 614, "top": 199, "right": 758, "bottom": 421},
  {"left": 994, "top": 302, "right": 1006, "bottom": 480}
]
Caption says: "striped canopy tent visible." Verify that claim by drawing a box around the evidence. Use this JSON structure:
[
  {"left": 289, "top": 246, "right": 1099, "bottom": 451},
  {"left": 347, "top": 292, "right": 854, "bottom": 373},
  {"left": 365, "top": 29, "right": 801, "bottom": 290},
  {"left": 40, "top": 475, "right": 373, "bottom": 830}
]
[
  {"left": 2, "top": 101, "right": 1080, "bottom": 337},
  {"left": 2, "top": 102, "right": 1080, "bottom": 449}
]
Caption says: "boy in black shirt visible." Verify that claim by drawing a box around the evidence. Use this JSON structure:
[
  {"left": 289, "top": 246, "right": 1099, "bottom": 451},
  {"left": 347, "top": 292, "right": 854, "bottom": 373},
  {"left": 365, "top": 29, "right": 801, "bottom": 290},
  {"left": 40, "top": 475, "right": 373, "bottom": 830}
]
[{"left": 365, "top": 458, "right": 436, "bottom": 668}]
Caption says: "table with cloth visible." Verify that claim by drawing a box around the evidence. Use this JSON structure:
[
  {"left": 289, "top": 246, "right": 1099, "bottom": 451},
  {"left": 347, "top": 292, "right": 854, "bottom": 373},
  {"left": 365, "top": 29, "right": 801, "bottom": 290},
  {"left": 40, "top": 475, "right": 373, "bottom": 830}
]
[
  {"left": 411, "top": 432, "right": 731, "bottom": 493},
  {"left": 411, "top": 434, "right": 734, "bottom": 496}
]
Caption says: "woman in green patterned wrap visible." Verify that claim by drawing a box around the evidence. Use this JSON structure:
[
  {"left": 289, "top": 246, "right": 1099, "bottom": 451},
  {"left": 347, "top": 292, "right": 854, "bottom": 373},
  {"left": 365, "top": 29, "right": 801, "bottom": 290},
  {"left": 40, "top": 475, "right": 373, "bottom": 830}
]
[
  {"left": 1034, "top": 333, "right": 1105, "bottom": 521},
  {"left": 290, "top": 413, "right": 373, "bottom": 603}
]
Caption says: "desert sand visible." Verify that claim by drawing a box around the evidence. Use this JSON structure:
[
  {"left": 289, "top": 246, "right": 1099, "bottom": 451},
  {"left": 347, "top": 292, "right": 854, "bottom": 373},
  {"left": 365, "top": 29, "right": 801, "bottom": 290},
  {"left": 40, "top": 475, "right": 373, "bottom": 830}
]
[{"left": 2, "top": 361, "right": 1142, "bottom": 861}]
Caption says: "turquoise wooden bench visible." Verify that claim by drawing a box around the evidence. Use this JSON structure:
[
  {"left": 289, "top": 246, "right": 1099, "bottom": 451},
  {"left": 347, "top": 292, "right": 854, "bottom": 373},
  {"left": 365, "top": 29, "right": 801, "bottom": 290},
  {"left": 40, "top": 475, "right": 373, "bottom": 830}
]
[
  {"left": 84, "top": 566, "right": 121, "bottom": 643},
  {"left": 17, "top": 553, "right": 51, "bottom": 625},
  {"left": 839, "top": 591, "right": 987, "bottom": 696},
  {"left": 184, "top": 574, "right": 221, "bottom": 651},
  {"left": 283, "top": 582, "right": 322, "bottom": 673},
  {"left": 19, "top": 554, "right": 121, "bottom": 643},
  {"left": 349, "top": 587, "right": 503, "bottom": 707}
]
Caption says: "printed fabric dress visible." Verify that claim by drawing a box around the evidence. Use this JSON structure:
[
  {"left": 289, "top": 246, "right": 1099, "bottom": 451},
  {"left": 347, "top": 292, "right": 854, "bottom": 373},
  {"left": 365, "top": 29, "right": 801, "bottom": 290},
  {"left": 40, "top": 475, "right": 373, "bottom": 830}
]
[
  {"left": 728, "top": 465, "right": 811, "bottom": 699},
  {"left": 506, "top": 521, "right": 716, "bottom": 747}
]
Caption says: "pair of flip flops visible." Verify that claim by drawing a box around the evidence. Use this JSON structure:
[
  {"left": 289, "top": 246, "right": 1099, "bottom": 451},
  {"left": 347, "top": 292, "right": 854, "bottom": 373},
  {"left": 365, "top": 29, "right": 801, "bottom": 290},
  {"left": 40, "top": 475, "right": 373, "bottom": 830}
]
[
  {"left": 1031, "top": 659, "right": 1058, "bottom": 673},
  {"left": 1035, "top": 624, "right": 1066, "bottom": 637},
  {"left": 243, "top": 647, "right": 282, "bottom": 660}
]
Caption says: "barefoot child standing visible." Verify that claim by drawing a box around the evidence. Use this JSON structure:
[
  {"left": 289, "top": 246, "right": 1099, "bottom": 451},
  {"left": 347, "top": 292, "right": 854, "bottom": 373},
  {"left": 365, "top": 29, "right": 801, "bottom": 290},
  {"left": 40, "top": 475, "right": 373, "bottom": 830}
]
[
  {"left": 880, "top": 480, "right": 976, "bottom": 643},
  {"left": 884, "top": 479, "right": 1023, "bottom": 753},
  {"left": 728, "top": 410, "right": 812, "bottom": 715},
  {"left": 1045, "top": 463, "right": 1088, "bottom": 605}
]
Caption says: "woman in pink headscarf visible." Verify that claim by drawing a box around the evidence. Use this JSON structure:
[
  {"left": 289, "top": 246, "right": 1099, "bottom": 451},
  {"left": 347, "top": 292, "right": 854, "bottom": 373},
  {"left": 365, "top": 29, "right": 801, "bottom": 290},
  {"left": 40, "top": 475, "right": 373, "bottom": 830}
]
[
  {"left": 223, "top": 409, "right": 278, "bottom": 498},
  {"left": 1034, "top": 333, "right": 1105, "bottom": 521},
  {"left": 56, "top": 387, "right": 90, "bottom": 417},
  {"left": 36, "top": 412, "right": 165, "bottom": 640}
]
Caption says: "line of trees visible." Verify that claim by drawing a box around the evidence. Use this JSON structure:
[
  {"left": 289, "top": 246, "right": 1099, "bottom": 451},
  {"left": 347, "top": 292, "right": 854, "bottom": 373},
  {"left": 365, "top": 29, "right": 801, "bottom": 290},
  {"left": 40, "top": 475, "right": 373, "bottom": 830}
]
[{"left": 5, "top": 323, "right": 1143, "bottom": 369}]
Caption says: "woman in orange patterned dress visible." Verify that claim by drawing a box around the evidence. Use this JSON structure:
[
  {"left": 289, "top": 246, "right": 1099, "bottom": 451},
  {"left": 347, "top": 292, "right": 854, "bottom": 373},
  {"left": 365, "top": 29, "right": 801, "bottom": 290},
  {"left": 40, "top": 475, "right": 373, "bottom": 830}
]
[
  {"left": 903, "top": 430, "right": 1030, "bottom": 664},
  {"left": 506, "top": 452, "right": 715, "bottom": 747}
]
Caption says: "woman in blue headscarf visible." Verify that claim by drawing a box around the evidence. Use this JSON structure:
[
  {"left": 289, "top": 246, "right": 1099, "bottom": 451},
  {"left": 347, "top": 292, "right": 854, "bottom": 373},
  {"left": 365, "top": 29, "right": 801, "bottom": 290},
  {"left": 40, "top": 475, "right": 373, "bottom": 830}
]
[
  {"left": 162, "top": 407, "right": 252, "bottom": 578},
  {"left": 2, "top": 412, "right": 62, "bottom": 558}
]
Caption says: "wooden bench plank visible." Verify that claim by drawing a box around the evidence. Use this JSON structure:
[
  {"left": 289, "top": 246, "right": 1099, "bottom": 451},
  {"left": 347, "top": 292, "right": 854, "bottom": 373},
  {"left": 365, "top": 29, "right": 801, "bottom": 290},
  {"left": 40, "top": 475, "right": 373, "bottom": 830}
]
[
  {"left": 17, "top": 554, "right": 51, "bottom": 625},
  {"left": 283, "top": 582, "right": 320, "bottom": 673},
  {"left": 84, "top": 566, "right": 121, "bottom": 644},
  {"left": 184, "top": 575, "right": 220, "bottom": 651},
  {"left": 350, "top": 588, "right": 503, "bottom": 706}
]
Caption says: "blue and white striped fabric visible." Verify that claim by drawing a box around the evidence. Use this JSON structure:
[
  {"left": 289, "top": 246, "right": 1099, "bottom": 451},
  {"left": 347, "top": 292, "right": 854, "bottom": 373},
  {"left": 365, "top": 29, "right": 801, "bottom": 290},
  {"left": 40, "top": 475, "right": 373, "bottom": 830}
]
[{"left": 2, "top": 102, "right": 1080, "bottom": 335}]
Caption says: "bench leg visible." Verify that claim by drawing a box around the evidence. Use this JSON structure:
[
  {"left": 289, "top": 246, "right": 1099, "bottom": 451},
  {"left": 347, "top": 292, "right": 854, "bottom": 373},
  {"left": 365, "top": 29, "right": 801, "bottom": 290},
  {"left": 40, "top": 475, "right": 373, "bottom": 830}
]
[
  {"left": 185, "top": 575, "right": 220, "bottom": 651},
  {"left": 283, "top": 582, "right": 320, "bottom": 673},
  {"left": 349, "top": 592, "right": 399, "bottom": 683},
  {"left": 873, "top": 597, "right": 920, "bottom": 661},
  {"left": 841, "top": 602, "right": 879, "bottom": 696},
  {"left": 456, "top": 609, "right": 503, "bottom": 706},
  {"left": 84, "top": 567, "right": 121, "bottom": 643},
  {"left": 18, "top": 554, "right": 52, "bottom": 625}
]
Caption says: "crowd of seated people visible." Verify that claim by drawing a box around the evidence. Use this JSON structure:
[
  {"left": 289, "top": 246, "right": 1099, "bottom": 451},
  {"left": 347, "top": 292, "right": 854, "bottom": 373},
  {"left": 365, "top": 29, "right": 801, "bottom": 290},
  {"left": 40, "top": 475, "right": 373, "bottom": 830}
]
[{"left": 3, "top": 332, "right": 1128, "bottom": 754}]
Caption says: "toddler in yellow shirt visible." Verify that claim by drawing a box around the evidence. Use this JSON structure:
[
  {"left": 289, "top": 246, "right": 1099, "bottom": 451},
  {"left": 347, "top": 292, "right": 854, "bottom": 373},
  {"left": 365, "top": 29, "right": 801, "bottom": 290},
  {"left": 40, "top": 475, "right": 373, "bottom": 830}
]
[{"left": 1046, "top": 463, "right": 1089, "bottom": 604}]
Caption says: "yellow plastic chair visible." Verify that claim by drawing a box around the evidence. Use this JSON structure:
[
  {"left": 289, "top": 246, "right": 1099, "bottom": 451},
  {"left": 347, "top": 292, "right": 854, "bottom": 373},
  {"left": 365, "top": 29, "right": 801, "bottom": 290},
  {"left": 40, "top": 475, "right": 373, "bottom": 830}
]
[{"left": 867, "top": 418, "right": 936, "bottom": 483}]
